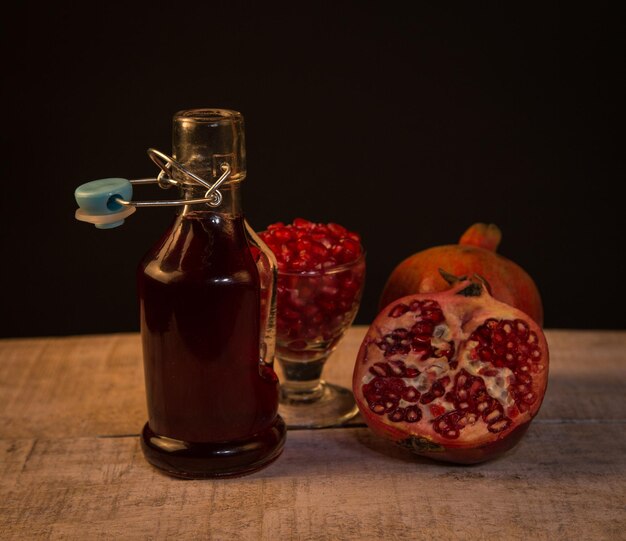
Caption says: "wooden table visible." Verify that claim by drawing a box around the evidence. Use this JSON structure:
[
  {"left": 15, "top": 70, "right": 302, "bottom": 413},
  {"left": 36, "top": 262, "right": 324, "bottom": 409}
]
[{"left": 0, "top": 328, "right": 624, "bottom": 540}]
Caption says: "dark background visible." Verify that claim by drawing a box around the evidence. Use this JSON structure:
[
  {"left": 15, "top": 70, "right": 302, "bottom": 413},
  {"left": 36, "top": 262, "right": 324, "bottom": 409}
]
[{"left": 1, "top": 3, "right": 624, "bottom": 337}]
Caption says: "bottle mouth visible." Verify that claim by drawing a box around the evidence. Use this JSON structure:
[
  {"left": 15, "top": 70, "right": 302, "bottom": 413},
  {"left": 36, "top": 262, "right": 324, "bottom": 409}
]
[
  {"left": 172, "top": 108, "right": 246, "bottom": 183},
  {"left": 174, "top": 108, "right": 243, "bottom": 125}
]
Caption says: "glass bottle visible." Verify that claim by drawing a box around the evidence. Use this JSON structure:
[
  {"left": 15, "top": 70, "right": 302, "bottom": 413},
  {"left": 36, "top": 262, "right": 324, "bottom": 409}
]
[{"left": 137, "top": 109, "right": 286, "bottom": 478}]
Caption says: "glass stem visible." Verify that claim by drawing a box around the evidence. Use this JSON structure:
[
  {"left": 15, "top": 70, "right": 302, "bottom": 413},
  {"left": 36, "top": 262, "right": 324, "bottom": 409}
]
[{"left": 278, "top": 357, "right": 328, "bottom": 403}]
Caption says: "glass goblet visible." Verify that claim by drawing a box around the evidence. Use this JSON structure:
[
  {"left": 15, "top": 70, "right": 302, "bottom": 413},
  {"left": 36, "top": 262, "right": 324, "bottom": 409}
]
[{"left": 274, "top": 252, "right": 366, "bottom": 428}]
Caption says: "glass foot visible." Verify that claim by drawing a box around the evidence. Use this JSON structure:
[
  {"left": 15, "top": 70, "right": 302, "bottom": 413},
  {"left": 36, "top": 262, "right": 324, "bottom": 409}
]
[{"left": 279, "top": 381, "right": 359, "bottom": 429}]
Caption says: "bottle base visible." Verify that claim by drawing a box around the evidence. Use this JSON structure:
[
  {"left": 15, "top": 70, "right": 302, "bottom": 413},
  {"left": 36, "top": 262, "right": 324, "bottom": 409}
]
[{"left": 140, "top": 415, "right": 287, "bottom": 479}]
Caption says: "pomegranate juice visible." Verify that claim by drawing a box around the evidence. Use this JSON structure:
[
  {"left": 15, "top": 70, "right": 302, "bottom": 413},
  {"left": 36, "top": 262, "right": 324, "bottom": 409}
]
[{"left": 138, "top": 210, "right": 285, "bottom": 477}]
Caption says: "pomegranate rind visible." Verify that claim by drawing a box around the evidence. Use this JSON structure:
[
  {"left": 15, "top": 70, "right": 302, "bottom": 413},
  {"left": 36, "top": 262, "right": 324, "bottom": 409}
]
[
  {"left": 354, "top": 279, "right": 549, "bottom": 464},
  {"left": 397, "top": 422, "right": 531, "bottom": 465}
]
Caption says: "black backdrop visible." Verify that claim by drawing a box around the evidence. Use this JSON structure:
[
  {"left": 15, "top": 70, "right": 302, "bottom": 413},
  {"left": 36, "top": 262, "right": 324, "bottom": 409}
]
[{"left": 2, "top": 3, "right": 624, "bottom": 337}]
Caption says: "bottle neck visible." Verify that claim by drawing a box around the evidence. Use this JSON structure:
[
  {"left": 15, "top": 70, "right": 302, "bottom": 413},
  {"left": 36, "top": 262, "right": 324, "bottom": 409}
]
[
  {"left": 172, "top": 109, "right": 246, "bottom": 183},
  {"left": 171, "top": 109, "right": 247, "bottom": 219},
  {"left": 179, "top": 182, "right": 244, "bottom": 217}
]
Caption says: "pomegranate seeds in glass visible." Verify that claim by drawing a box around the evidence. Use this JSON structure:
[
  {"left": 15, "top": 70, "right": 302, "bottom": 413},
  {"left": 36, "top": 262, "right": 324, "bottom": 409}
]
[{"left": 258, "top": 218, "right": 366, "bottom": 428}]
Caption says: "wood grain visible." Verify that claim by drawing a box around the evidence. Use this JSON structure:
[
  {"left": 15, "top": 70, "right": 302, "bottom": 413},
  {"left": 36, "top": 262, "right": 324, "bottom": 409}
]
[
  {"left": 0, "top": 334, "right": 145, "bottom": 439},
  {"left": 1, "top": 328, "right": 625, "bottom": 540},
  {"left": 1, "top": 423, "right": 624, "bottom": 540}
]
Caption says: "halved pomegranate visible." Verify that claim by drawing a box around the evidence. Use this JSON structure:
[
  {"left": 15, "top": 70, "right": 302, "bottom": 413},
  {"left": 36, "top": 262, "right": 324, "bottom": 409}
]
[{"left": 353, "top": 272, "right": 549, "bottom": 464}]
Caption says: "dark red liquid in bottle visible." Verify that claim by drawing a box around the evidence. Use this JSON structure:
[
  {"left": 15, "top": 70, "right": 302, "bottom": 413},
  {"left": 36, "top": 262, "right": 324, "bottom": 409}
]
[{"left": 138, "top": 210, "right": 285, "bottom": 478}]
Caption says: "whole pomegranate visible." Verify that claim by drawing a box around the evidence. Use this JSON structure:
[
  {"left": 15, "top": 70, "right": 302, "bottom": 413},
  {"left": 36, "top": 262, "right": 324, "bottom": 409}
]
[
  {"left": 353, "top": 272, "right": 549, "bottom": 464},
  {"left": 379, "top": 223, "right": 544, "bottom": 326}
]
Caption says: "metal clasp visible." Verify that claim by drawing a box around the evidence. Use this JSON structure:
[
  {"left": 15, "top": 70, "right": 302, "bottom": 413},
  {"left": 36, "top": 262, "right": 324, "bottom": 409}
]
[{"left": 115, "top": 148, "right": 231, "bottom": 208}]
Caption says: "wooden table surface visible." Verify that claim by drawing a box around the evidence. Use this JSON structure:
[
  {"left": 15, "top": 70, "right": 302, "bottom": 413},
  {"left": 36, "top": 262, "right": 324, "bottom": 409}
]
[{"left": 0, "top": 327, "right": 624, "bottom": 540}]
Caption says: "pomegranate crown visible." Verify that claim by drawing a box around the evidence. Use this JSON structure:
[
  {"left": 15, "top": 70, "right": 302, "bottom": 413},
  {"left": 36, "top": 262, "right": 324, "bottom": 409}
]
[{"left": 438, "top": 268, "right": 492, "bottom": 297}]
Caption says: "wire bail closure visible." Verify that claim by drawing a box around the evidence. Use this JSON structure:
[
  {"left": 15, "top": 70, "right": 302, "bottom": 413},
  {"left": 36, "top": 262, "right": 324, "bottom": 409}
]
[
  {"left": 74, "top": 148, "right": 233, "bottom": 229},
  {"left": 116, "top": 148, "right": 231, "bottom": 208}
]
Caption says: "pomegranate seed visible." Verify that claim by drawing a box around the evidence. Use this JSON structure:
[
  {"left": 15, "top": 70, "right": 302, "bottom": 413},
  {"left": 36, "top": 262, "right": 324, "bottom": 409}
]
[
  {"left": 411, "top": 321, "right": 434, "bottom": 336},
  {"left": 370, "top": 363, "right": 390, "bottom": 376},
  {"left": 403, "top": 386, "right": 421, "bottom": 402},
  {"left": 420, "top": 376, "right": 449, "bottom": 404},
  {"left": 429, "top": 404, "right": 446, "bottom": 417},
  {"left": 421, "top": 309, "right": 445, "bottom": 324},
  {"left": 340, "top": 277, "right": 360, "bottom": 294},
  {"left": 499, "top": 322, "right": 513, "bottom": 334},
  {"left": 477, "top": 347, "right": 493, "bottom": 362},
  {"left": 485, "top": 319, "right": 499, "bottom": 330},
  {"left": 293, "top": 217, "right": 314, "bottom": 229},
  {"left": 384, "top": 400, "right": 399, "bottom": 412},
  {"left": 388, "top": 408, "right": 405, "bottom": 422},
  {"left": 328, "top": 222, "right": 348, "bottom": 237},
  {"left": 514, "top": 319, "right": 530, "bottom": 337},
  {"left": 274, "top": 228, "right": 293, "bottom": 242},
  {"left": 432, "top": 411, "right": 462, "bottom": 439},
  {"left": 405, "top": 367, "right": 419, "bottom": 378},
  {"left": 341, "top": 238, "right": 360, "bottom": 255},
  {"left": 404, "top": 405, "right": 422, "bottom": 423},
  {"left": 388, "top": 360, "right": 407, "bottom": 376},
  {"left": 389, "top": 304, "right": 409, "bottom": 318},
  {"left": 296, "top": 239, "right": 312, "bottom": 251},
  {"left": 488, "top": 417, "right": 512, "bottom": 433},
  {"left": 484, "top": 408, "right": 503, "bottom": 423},
  {"left": 370, "top": 403, "right": 385, "bottom": 414},
  {"left": 481, "top": 401, "right": 504, "bottom": 423}
]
